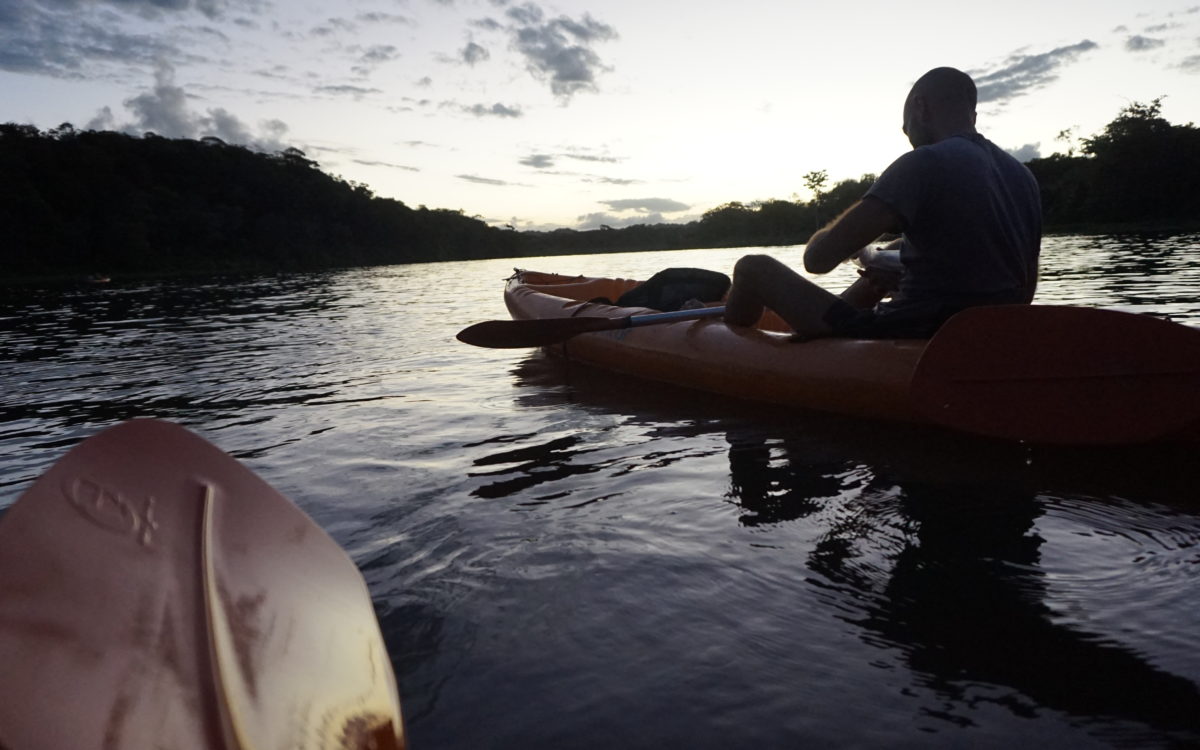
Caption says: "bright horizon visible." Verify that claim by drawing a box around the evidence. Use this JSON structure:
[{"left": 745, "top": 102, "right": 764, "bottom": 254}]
[{"left": 4, "top": 0, "right": 1200, "bottom": 231}]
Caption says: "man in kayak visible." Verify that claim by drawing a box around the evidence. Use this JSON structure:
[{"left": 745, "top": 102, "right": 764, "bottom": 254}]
[{"left": 724, "top": 67, "right": 1041, "bottom": 339}]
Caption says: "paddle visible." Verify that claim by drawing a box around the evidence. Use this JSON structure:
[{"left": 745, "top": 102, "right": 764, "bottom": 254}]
[
  {"left": 0, "top": 419, "right": 406, "bottom": 750},
  {"left": 911, "top": 304, "right": 1200, "bottom": 444},
  {"left": 457, "top": 305, "right": 727, "bottom": 348}
]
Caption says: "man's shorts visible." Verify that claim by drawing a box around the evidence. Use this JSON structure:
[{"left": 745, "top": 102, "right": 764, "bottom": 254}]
[{"left": 822, "top": 298, "right": 970, "bottom": 339}]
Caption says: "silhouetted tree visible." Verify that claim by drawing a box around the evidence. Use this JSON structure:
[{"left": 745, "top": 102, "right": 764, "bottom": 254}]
[
  {"left": 803, "top": 170, "right": 829, "bottom": 228},
  {"left": 819, "top": 174, "right": 877, "bottom": 223},
  {"left": 1028, "top": 98, "right": 1200, "bottom": 227}
]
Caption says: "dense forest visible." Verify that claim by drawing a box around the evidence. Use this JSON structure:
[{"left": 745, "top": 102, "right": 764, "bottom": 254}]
[
  {"left": 1025, "top": 98, "right": 1200, "bottom": 228},
  {"left": 0, "top": 123, "right": 525, "bottom": 278},
  {"left": 2, "top": 99, "right": 1198, "bottom": 280}
]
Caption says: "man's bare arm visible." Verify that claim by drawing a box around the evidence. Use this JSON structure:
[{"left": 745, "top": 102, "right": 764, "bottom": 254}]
[{"left": 803, "top": 196, "right": 903, "bottom": 274}]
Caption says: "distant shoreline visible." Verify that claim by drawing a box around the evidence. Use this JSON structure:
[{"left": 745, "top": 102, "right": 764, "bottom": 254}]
[{"left": 6, "top": 222, "right": 1199, "bottom": 287}]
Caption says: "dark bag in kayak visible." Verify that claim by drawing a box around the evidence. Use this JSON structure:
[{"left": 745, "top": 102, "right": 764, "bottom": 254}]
[{"left": 615, "top": 267, "right": 731, "bottom": 312}]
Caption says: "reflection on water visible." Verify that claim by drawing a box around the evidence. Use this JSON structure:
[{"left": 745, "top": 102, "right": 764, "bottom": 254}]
[
  {"left": 2, "top": 235, "right": 1200, "bottom": 748},
  {"left": 3, "top": 274, "right": 347, "bottom": 438},
  {"left": 724, "top": 438, "right": 1200, "bottom": 741},
  {"left": 1035, "top": 233, "right": 1200, "bottom": 322}
]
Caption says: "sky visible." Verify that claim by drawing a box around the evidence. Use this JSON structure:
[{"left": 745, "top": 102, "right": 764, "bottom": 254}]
[{"left": 3, "top": 1, "right": 1200, "bottom": 230}]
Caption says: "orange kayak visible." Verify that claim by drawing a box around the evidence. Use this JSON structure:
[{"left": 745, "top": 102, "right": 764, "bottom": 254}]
[{"left": 501, "top": 270, "right": 1200, "bottom": 444}]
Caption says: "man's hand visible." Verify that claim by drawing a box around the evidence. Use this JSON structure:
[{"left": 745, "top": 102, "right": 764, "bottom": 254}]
[{"left": 858, "top": 265, "right": 902, "bottom": 295}]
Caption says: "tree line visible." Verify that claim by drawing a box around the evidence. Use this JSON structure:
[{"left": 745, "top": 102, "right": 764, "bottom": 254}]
[
  {"left": 2, "top": 99, "right": 1197, "bottom": 280},
  {"left": 1025, "top": 98, "right": 1200, "bottom": 229},
  {"left": 0, "top": 123, "right": 525, "bottom": 279}
]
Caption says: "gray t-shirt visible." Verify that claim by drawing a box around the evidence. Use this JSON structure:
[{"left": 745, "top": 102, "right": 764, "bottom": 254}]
[{"left": 865, "top": 134, "right": 1042, "bottom": 313}]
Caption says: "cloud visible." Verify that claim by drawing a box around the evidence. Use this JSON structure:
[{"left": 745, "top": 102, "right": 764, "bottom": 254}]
[
  {"left": 360, "top": 44, "right": 400, "bottom": 64},
  {"left": 458, "top": 174, "right": 513, "bottom": 186},
  {"left": 87, "top": 63, "right": 291, "bottom": 151},
  {"left": 520, "top": 151, "right": 620, "bottom": 168},
  {"left": 1180, "top": 54, "right": 1200, "bottom": 72},
  {"left": 85, "top": 105, "right": 117, "bottom": 130},
  {"left": 470, "top": 17, "right": 504, "bottom": 32},
  {"left": 461, "top": 41, "right": 490, "bottom": 66},
  {"left": 601, "top": 198, "right": 690, "bottom": 214},
  {"left": 518, "top": 147, "right": 620, "bottom": 170},
  {"left": 520, "top": 153, "right": 555, "bottom": 168},
  {"left": 1127, "top": 35, "right": 1166, "bottom": 51},
  {"left": 0, "top": 2, "right": 191, "bottom": 76},
  {"left": 565, "top": 152, "right": 618, "bottom": 163},
  {"left": 504, "top": 3, "right": 618, "bottom": 99},
  {"left": 356, "top": 11, "right": 413, "bottom": 25},
  {"left": 575, "top": 211, "right": 675, "bottom": 229},
  {"left": 31, "top": 0, "right": 262, "bottom": 21},
  {"left": 315, "top": 84, "right": 382, "bottom": 98},
  {"left": 310, "top": 17, "right": 357, "bottom": 37},
  {"left": 351, "top": 44, "right": 400, "bottom": 75},
  {"left": 352, "top": 158, "right": 421, "bottom": 172},
  {"left": 122, "top": 63, "right": 199, "bottom": 136},
  {"left": 463, "top": 102, "right": 522, "bottom": 117},
  {"left": 199, "top": 106, "right": 259, "bottom": 143},
  {"left": 584, "top": 176, "right": 639, "bottom": 186},
  {"left": 972, "top": 40, "right": 1099, "bottom": 105},
  {"left": 1005, "top": 143, "right": 1041, "bottom": 162}
]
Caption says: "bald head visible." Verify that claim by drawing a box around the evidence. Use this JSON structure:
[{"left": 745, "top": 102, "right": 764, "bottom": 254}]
[{"left": 902, "top": 67, "right": 978, "bottom": 148}]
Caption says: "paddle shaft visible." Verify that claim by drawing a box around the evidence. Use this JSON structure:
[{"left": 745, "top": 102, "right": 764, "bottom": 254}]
[{"left": 626, "top": 306, "right": 726, "bottom": 328}]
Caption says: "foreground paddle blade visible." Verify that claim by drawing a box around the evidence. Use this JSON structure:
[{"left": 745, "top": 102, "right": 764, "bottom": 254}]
[
  {"left": 0, "top": 419, "right": 405, "bottom": 750},
  {"left": 457, "top": 306, "right": 728, "bottom": 348},
  {"left": 912, "top": 305, "right": 1200, "bottom": 444}
]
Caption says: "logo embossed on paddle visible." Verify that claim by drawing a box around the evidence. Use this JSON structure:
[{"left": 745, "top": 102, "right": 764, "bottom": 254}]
[{"left": 62, "top": 477, "right": 159, "bottom": 547}]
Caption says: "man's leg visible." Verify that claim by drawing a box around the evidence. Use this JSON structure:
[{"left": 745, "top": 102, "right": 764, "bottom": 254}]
[{"left": 724, "top": 254, "right": 843, "bottom": 337}]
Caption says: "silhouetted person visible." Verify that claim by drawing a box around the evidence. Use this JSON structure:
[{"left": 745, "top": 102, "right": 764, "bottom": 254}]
[{"left": 724, "top": 67, "right": 1041, "bottom": 339}]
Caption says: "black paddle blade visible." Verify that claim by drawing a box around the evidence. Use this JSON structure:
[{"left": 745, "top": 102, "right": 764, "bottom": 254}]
[{"left": 456, "top": 316, "right": 624, "bottom": 348}]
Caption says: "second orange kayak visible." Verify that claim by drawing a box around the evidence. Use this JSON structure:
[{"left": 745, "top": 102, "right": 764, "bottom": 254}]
[{"left": 505, "top": 269, "right": 928, "bottom": 424}]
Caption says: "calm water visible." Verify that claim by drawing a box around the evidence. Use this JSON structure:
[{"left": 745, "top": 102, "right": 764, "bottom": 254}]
[{"left": 3, "top": 236, "right": 1200, "bottom": 748}]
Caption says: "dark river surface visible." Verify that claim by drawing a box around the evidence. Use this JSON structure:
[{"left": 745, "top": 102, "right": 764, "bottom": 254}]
[{"left": 3, "top": 235, "right": 1200, "bottom": 748}]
